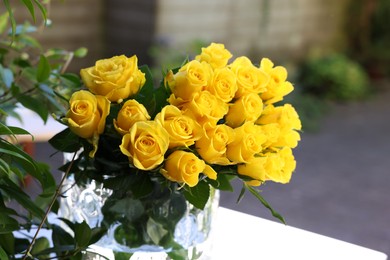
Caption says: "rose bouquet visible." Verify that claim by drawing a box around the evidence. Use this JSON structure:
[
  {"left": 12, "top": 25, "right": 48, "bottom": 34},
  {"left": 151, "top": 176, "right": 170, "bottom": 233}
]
[{"left": 50, "top": 43, "right": 301, "bottom": 258}]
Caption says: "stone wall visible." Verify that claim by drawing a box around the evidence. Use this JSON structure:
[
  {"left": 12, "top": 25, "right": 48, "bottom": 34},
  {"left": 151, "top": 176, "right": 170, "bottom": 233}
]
[
  {"left": 8, "top": 0, "right": 350, "bottom": 70},
  {"left": 155, "top": 0, "right": 350, "bottom": 62}
]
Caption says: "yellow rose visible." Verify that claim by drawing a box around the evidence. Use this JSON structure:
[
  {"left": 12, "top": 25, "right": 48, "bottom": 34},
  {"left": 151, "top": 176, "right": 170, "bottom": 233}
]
[
  {"left": 259, "top": 58, "right": 294, "bottom": 104},
  {"left": 256, "top": 104, "right": 301, "bottom": 148},
  {"left": 155, "top": 105, "right": 202, "bottom": 148},
  {"left": 179, "top": 91, "right": 229, "bottom": 126},
  {"left": 160, "top": 150, "right": 217, "bottom": 187},
  {"left": 226, "top": 122, "right": 266, "bottom": 163},
  {"left": 119, "top": 121, "right": 169, "bottom": 171},
  {"left": 230, "top": 56, "right": 269, "bottom": 98},
  {"left": 206, "top": 67, "right": 237, "bottom": 103},
  {"left": 237, "top": 156, "right": 267, "bottom": 186},
  {"left": 260, "top": 123, "right": 280, "bottom": 148},
  {"left": 195, "top": 124, "right": 235, "bottom": 165},
  {"left": 225, "top": 93, "right": 263, "bottom": 128},
  {"left": 237, "top": 147, "right": 296, "bottom": 186},
  {"left": 114, "top": 99, "right": 151, "bottom": 135},
  {"left": 80, "top": 55, "right": 146, "bottom": 102},
  {"left": 167, "top": 60, "right": 212, "bottom": 101},
  {"left": 65, "top": 90, "right": 110, "bottom": 157},
  {"left": 195, "top": 42, "right": 232, "bottom": 69}
]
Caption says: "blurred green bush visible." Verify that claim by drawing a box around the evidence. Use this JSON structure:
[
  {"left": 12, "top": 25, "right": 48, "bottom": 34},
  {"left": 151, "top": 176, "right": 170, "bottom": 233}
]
[{"left": 297, "top": 53, "right": 370, "bottom": 101}]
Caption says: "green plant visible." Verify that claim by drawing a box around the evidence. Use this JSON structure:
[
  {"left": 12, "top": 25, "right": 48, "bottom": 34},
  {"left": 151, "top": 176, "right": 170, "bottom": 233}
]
[
  {"left": 0, "top": 2, "right": 104, "bottom": 259},
  {"left": 344, "top": 0, "right": 390, "bottom": 78},
  {"left": 297, "top": 53, "right": 370, "bottom": 101}
]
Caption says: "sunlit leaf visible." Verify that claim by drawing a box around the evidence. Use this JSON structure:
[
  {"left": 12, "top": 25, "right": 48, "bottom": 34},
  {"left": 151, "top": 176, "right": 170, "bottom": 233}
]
[
  {"left": 3, "top": 0, "right": 15, "bottom": 38},
  {"left": 32, "top": 0, "right": 47, "bottom": 23},
  {"left": 21, "top": 0, "right": 36, "bottom": 23},
  {"left": 30, "top": 237, "right": 50, "bottom": 258},
  {"left": 74, "top": 47, "right": 88, "bottom": 58},
  {"left": 0, "top": 12, "right": 8, "bottom": 34}
]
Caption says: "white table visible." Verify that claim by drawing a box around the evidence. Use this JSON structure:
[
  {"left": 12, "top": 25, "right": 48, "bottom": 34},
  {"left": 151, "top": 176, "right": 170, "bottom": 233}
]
[
  {"left": 17, "top": 208, "right": 387, "bottom": 260},
  {"left": 211, "top": 207, "right": 387, "bottom": 260}
]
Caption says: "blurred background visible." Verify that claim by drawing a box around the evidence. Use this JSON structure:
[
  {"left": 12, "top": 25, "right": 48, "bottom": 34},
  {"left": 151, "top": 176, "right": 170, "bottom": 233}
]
[{"left": 10, "top": 0, "right": 390, "bottom": 256}]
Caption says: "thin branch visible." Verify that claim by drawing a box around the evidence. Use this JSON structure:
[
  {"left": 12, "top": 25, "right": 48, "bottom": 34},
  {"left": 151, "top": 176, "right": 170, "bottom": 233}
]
[{"left": 22, "top": 151, "right": 77, "bottom": 260}]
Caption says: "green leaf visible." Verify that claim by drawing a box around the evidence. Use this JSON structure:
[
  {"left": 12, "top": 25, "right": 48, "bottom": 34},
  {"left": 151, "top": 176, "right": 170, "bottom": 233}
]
[
  {"left": 0, "top": 246, "right": 9, "bottom": 260},
  {"left": 21, "top": 0, "right": 36, "bottom": 23},
  {"left": 184, "top": 181, "right": 210, "bottom": 210},
  {"left": 0, "top": 124, "right": 32, "bottom": 140},
  {"left": 110, "top": 198, "right": 144, "bottom": 222},
  {"left": 48, "top": 128, "right": 81, "bottom": 153},
  {"left": 74, "top": 221, "right": 91, "bottom": 248},
  {"left": 3, "top": 0, "right": 16, "bottom": 39},
  {"left": 0, "top": 159, "right": 11, "bottom": 176},
  {"left": 14, "top": 238, "right": 29, "bottom": 255},
  {"left": 36, "top": 54, "right": 51, "bottom": 82},
  {"left": 147, "top": 217, "right": 168, "bottom": 244},
  {"left": 51, "top": 224, "right": 76, "bottom": 253},
  {"left": 245, "top": 184, "right": 286, "bottom": 224},
  {"left": 30, "top": 237, "right": 50, "bottom": 258},
  {"left": 207, "top": 173, "right": 234, "bottom": 191},
  {"left": 15, "top": 93, "right": 49, "bottom": 122},
  {"left": 0, "top": 233, "right": 15, "bottom": 255},
  {"left": 89, "top": 227, "right": 107, "bottom": 245},
  {"left": 32, "top": 0, "right": 47, "bottom": 23},
  {"left": 237, "top": 185, "right": 246, "bottom": 204},
  {"left": 0, "top": 139, "right": 39, "bottom": 176},
  {"left": 0, "top": 11, "right": 9, "bottom": 34},
  {"left": 0, "top": 213, "right": 19, "bottom": 233},
  {"left": 130, "top": 173, "right": 153, "bottom": 199},
  {"left": 19, "top": 34, "right": 41, "bottom": 49},
  {"left": 0, "top": 180, "right": 45, "bottom": 219},
  {"left": 59, "top": 73, "right": 82, "bottom": 90},
  {"left": 136, "top": 65, "right": 170, "bottom": 117},
  {"left": 74, "top": 47, "right": 88, "bottom": 58}
]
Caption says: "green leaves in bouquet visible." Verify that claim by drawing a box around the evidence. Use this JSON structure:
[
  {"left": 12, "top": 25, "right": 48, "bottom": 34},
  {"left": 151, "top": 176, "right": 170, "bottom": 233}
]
[
  {"left": 243, "top": 183, "right": 286, "bottom": 224},
  {"left": 49, "top": 128, "right": 81, "bottom": 153},
  {"left": 184, "top": 180, "right": 210, "bottom": 210},
  {"left": 136, "top": 65, "right": 170, "bottom": 118},
  {"left": 46, "top": 219, "right": 106, "bottom": 260}
]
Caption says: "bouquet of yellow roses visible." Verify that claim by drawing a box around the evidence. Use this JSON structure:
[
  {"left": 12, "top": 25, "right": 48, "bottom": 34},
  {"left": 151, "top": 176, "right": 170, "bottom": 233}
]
[{"left": 50, "top": 42, "right": 301, "bottom": 257}]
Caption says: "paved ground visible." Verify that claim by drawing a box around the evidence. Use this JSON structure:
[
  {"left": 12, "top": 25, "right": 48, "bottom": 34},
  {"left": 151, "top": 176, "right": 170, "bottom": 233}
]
[{"left": 32, "top": 87, "right": 390, "bottom": 256}]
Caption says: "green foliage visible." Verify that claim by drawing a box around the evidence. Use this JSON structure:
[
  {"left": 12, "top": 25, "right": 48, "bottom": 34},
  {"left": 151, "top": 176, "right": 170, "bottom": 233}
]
[
  {"left": 0, "top": 2, "right": 91, "bottom": 259},
  {"left": 344, "top": 0, "right": 390, "bottom": 78},
  {"left": 297, "top": 53, "right": 371, "bottom": 101}
]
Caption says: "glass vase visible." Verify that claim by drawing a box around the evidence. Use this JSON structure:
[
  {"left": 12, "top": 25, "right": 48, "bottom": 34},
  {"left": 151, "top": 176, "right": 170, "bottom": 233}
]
[{"left": 58, "top": 172, "right": 219, "bottom": 260}]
